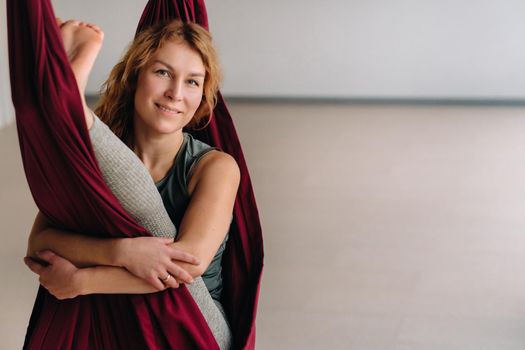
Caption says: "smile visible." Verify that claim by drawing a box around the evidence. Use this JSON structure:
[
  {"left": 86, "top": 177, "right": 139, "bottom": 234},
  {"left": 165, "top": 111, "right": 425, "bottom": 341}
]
[{"left": 155, "top": 103, "right": 181, "bottom": 114}]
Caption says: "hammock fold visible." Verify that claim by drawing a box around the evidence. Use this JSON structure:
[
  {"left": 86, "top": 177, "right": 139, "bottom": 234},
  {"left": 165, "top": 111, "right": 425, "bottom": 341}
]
[{"left": 8, "top": 0, "right": 263, "bottom": 349}]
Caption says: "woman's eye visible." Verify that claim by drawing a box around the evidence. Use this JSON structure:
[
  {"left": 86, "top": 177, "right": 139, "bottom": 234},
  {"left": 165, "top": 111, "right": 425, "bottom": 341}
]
[
  {"left": 155, "top": 69, "right": 170, "bottom": 77},
  {"left": 187, "top": 79, "right": 199, "bottom": 86}
]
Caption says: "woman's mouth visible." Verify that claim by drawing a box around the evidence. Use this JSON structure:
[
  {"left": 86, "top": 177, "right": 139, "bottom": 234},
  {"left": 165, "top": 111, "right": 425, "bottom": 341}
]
[{"left": 155, "top": 103, "right": 181, "bottom": 114}]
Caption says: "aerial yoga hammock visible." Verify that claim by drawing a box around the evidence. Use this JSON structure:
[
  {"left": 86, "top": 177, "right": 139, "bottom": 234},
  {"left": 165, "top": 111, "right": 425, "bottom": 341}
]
[{"left": 7, "top": 0, "right": 263, "bottom": 349}]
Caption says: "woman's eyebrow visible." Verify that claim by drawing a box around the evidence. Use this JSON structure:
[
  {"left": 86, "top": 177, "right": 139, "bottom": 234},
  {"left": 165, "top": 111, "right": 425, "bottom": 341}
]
[
  {"left": 152, "top": 59, "right": 174, "bottom": 71},
  {"left": 188, "top": 72, "right": 205, "bottom": 78},
  {"left": 152, "top": 60, "right": 204, "bottom": 77}
]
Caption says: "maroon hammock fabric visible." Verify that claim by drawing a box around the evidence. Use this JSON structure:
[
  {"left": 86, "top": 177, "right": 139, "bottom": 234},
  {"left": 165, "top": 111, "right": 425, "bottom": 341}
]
[
  {"left": 138, "top": 1, "right": 264, "bottom": 348},
  {"left": 8, "top": 0, "right": 263, "bottom": 349}
]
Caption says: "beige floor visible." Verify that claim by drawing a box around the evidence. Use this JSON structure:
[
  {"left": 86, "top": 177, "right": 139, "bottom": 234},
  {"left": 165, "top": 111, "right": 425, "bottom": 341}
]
[{"left": 2, "top": 102, "right": 525, "bottom": 349}]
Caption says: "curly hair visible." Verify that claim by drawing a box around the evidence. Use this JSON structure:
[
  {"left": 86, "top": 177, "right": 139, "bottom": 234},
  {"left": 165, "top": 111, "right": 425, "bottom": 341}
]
[{"left": 94, "top": 20, "right": 221, "bottom": 144}]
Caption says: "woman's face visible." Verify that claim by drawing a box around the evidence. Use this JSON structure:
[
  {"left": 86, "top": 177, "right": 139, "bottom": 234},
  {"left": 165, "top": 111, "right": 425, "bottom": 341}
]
[{"left": 133, "top": 40, "right": 205, "bottom": 138}]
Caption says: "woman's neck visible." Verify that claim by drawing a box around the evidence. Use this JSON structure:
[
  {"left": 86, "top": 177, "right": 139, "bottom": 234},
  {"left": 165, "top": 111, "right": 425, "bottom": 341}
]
[{"left": 133, "top": 130, "right": 185, "bottom": 182}]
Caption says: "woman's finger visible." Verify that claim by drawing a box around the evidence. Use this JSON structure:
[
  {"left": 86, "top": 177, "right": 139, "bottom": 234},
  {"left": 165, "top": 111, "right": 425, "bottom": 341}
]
[
  {"left": 169, "top": 248, "right": 200, "bottom": 265},
  {"left": 149, "top": 276, "right": 167, "bottom": 291},
  {"left": 168, "top": 263, "right": 194, "bottom": 284},
  {"left": 162, "top": 273, "right": 180, "bottom": 289},
  {"left": 24, "top": 257, "right": 45, "bottom": 275},
  {"left": 35, "top": 250, "right": 58, "bottom": 264},
  {"left": 157, "top": 237, "right": 174, "bottom": 244}
]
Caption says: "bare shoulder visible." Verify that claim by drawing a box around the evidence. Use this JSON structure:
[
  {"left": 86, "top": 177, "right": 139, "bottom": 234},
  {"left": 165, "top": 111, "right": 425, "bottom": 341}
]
[{"left": 188, "top": 150, "right": 240, "bottom": 194}]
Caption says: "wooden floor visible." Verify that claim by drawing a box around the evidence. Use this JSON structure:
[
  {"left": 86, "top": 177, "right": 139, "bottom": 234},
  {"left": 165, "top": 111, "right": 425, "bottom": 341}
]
[{"left": 2, "top": 101, "right": 525, "bottom": 349}]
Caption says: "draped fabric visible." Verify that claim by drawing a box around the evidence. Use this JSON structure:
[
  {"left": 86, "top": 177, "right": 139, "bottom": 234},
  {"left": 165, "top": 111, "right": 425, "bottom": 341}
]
[
  {"left": 8, "top": 0, "right": 263, "bottom": 348},
  {"left": 138, "top": 2, "right": 264, "bottom": 347}
]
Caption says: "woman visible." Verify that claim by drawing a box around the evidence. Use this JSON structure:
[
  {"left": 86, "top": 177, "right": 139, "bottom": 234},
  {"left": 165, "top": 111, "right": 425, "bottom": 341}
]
[{"left": 24, "top": 19, "right": 237, "bottom": 349}]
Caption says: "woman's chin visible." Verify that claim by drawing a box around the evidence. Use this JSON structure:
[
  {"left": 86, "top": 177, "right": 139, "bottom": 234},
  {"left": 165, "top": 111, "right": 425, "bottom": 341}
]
[
  {"left": 138, "top": 122, "right": 182, "bottom": 137},
  {"left": 134, "top": 113, "right": 192, "bottom": 136}
]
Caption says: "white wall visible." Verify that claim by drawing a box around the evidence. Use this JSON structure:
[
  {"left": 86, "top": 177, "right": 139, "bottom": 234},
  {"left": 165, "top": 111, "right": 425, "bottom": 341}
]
[
  {"left": 206, "top": 0, "right": 525, "bottom": 99},
  {"left": 4, "top": 0, "right": 525, "bottom": 101}
]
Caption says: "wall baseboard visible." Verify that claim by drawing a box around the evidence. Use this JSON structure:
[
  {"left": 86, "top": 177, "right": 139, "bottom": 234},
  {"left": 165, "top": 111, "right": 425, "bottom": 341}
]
[{"left": 86, "top": 95, "right": 525, "bottom": 107}]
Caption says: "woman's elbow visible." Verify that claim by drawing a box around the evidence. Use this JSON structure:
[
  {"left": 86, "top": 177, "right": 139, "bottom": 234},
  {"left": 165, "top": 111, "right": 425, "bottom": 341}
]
[
  {"left": 26, "top": 228, "right": 46, "bottom": 257},
  {"left": 26, "top": 213, "right": 50, "bottom": 257},
  {"left": 26, "top": 230, "right": 39, "bottom": 257},
  {"left": 187, "top": 262, "right": 207, "bottom": 279}
]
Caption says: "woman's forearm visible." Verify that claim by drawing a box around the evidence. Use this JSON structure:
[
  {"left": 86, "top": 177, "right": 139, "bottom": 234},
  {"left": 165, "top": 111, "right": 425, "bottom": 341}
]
[
  {"left": 78, "top": 265, "right": 163, "bottom": 295},
  {"left": 24, "top": 251, "right": 165, "bottom": 298},
  {"left": 29, "top": 228, "right": 120, "bottom": 267},
  {"left": 28, "top": 212, "right": 120, "bottom": 267},
  {"left": 28, "top": 212, "right": 198, "bottom": 290}
]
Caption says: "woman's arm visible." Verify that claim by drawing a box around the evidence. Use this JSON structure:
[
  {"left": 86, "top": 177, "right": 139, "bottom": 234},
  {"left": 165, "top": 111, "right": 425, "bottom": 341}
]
[
  {"left": 27, "top": 212, "right": 199, "bottom": 290},
  {"left": 166, "top": 150, "right": 240, "bottom": 277},
  {"left": 25, "top": 150, "right": 239, "bottom": 298},
  {"left": 24, "top": 250, "right": 164, "bottom": 299},
  {"left": 28, "top": 211, "right": 119, "bottom": 267}
]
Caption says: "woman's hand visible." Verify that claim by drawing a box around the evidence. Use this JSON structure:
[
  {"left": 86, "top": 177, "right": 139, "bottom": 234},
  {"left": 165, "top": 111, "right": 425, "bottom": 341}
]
[
  {"left": 24, "top": 251, "right": 84, "bottom": 300},
  {"left": 115, "top": 237, "right": 201, "bottom": 291}
]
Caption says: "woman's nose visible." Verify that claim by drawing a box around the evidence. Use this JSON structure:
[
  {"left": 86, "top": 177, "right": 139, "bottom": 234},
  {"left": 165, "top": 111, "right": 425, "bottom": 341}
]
[{"left": 164, "top": 81, "right": 183, "bottom": 101}]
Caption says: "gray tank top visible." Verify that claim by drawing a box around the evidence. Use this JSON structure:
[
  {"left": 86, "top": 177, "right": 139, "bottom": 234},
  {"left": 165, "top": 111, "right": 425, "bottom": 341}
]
[{"left": 155, "top": 133, "right": 228, "bottom": 301}]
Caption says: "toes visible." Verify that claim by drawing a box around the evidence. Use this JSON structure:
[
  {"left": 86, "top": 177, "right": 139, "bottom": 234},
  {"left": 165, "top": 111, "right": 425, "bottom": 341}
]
[
  {"left": 86, "top": 23, "right": 104, "bottom": 35},
  {"left": 62, "top": 19, "right": 81, "bottom": 28},
  {"left": 56, "top": 19, "right": 103, "bottom": 39}
]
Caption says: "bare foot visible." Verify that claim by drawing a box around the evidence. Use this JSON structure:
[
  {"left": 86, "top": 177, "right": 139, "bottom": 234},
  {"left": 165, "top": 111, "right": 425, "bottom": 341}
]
[{"left": 57, "top": 19, "right": 104, "bottom": 95}]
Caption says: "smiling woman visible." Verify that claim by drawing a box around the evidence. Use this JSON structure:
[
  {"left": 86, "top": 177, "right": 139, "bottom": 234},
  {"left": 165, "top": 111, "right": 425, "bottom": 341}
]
[
  {"left": 96, "top": 20, "right": 221, "bottom": 144},
  {"left": 22, "top": 17, "right": 237, "bottom": 349},
  {"left": 133, "top": 42, "right": 206, "bottom": 141},
  {"left": 8, "top": 0, "right": 263, "bottom": 348}
]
